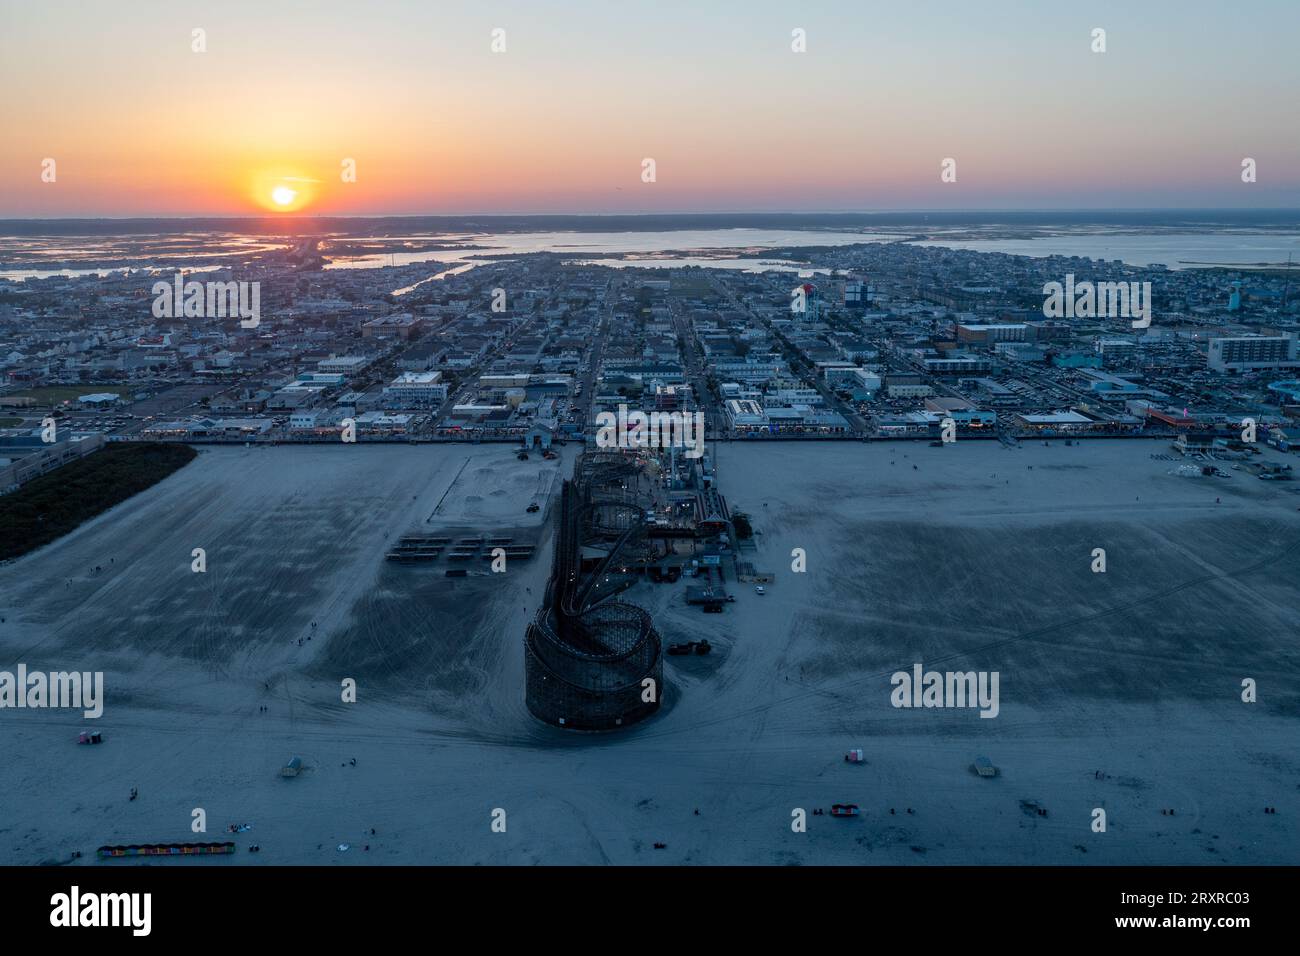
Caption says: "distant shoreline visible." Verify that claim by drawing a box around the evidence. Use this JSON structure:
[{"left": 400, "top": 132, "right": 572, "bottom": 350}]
[{"left": 1, "top": 209, "right": 1298, "bottom": 237}]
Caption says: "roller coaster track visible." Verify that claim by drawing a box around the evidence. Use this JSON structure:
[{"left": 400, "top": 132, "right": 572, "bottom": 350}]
[{"left": 524, "top": 452, "right": 663, "bottom": 727}]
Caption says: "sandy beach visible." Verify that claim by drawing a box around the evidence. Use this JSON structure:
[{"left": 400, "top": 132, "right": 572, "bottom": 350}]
[{"left": 2, "top": 438, "right": 1297, "bottom": 865}]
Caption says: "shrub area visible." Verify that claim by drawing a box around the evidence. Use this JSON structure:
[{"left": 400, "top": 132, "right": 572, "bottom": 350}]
[{"left": 0, "top": 442, "right": 197, "bottom": 561}]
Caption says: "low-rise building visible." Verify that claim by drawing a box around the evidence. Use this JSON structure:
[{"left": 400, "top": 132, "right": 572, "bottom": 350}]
[
  {"left": 317, "top": 355, "right": 371, "bottom": 375},
  {"left": 0, "top": 431, "right": 105, "bottom": 493},
  {"left": 383, "top": 370, "right": 448, "bottom": 406},
  {"left": 1208, "top": 334, "right": 1299, "bottom": 373},
  {"left": 362, "top": 314, "right": 425, "bottom": 339}
]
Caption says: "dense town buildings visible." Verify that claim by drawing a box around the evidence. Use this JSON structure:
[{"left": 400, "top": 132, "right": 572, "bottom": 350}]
[{"left": 2, "top": 233, "right": 1299, "bottom": 489}]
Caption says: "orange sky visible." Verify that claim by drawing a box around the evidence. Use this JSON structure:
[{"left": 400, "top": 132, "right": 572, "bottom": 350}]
[{"left": 3, "top": 0, "right": 1298, "bottom": 216}]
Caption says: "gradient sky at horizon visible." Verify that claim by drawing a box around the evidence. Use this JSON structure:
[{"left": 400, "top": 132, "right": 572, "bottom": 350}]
[{"left": 3, "top": 0, "right": 1298, "bottom": 217}]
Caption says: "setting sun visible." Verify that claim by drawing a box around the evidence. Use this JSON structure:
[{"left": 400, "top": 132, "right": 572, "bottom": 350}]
[{"left": 246, "top": 169, "right": 320, "bottom": 212}]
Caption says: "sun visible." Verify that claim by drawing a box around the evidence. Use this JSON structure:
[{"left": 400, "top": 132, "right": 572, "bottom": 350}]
[{"left": 249, "top": 168, "right": 319, "bottom": 212}]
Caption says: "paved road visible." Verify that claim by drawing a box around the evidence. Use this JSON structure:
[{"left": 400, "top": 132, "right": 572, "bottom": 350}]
[
  {"left": 667, "top": 295, "right": 723, "bottom": 436},
  {"left": 708, "top": 274, "right": 868, "bottom": 436},
  {"left": 569, "top": 274, "right": 620, "bottom": 432}
]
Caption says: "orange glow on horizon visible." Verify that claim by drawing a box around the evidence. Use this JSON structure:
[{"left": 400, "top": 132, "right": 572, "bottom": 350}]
[{"left": 249, "top": 168, "right": 321, "bottom": 213}]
